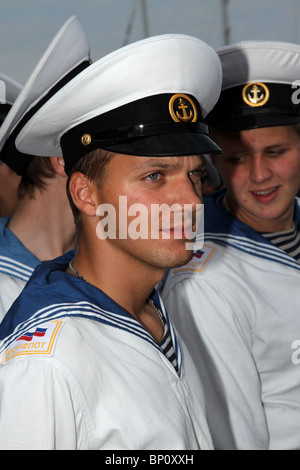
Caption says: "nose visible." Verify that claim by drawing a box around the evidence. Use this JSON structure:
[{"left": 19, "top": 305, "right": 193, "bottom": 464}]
[
  {"left": 250, "top": 155, "right": 273, "bottom": 183},
  {"left": 167, "top": 175, "right": 203, "bottom": 230}
]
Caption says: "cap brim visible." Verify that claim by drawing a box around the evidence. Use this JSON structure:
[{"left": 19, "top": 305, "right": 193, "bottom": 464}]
[
  {"left": 101, "top": 132, "right": 222, "bottom": 157},
  {"left": 210, "top": 112, "right": 300, "bottom": 132}
]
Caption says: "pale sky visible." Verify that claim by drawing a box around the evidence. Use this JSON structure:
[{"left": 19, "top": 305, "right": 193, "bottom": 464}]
[{"left": 1, "top": 0, "right": 300, "bottom": 85}]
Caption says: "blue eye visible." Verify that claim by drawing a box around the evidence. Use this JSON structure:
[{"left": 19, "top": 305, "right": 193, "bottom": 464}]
[{"left": 146, "top": 172, "right": 161, "bottom": 181}]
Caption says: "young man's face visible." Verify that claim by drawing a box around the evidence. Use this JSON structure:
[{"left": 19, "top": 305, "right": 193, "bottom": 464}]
[
  {"left": 213, "top": 126, "right": 300, "bottom": 231},
  {"left": 92, "top": 153, "right": 205, "bottom": 270}
]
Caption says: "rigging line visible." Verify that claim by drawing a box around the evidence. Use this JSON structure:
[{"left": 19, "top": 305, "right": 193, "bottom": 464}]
[{"left": 122, "top": 0, "right": 138, "bottom": 46}]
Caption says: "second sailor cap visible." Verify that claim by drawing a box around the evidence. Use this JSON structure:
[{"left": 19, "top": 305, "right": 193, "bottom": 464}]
[
  {"left": 0, "top": 15, "right": 91, "bottom": 175},
  {"left": 206, "top": 40, "right": 300, "bottom": 131}
]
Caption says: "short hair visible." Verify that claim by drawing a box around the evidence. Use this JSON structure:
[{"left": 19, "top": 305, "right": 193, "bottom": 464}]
[
  {"left": 67, "top": 148, "right": 116, "bottom": 229},
  {"left": 290, "top": 123, "right": 300, "bottom": 139},
  {"left": 17, "top": 156, "right": 56, "bottom": 200}
]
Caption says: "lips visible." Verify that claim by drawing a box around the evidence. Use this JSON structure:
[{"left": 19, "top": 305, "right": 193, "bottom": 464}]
[
  {"left": 161, "top": 225, "right": 196, "bottom": 239},
  {"left": 250, "top": 186, "right": 280, "bottom": 202}
]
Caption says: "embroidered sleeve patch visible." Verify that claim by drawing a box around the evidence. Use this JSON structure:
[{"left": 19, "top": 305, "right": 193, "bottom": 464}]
[
  {"left": 172, "top": 243, "right": 217, "bottom": 276},
  {"left": 1, "top": 319, "right": 64, "bottom": 365}
]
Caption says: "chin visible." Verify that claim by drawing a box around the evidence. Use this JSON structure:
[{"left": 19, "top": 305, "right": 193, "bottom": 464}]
[{"left": 162, "top": 247, "right": 194, "bottom": 270}]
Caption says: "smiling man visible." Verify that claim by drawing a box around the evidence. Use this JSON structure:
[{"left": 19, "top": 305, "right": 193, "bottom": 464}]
[
  {"left": 0, "top": 34, "right": 222, "bottom": 450},
  {"left": 161, "top": 41, "right": 300, "bottom": 450}
]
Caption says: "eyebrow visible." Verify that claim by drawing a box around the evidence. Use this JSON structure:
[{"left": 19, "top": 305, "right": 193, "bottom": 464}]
[
  {"left": 135, "top": 160, "right": 180, "bottom": 170},
  {"left": 135, "top": 157, "right": 205, "bottom": 170},
  {"left": 228, "top": 142, "right": 290, "bottom": 154},
  {"left": 265, "top": 142, "right": 290, "bottom": 149}
]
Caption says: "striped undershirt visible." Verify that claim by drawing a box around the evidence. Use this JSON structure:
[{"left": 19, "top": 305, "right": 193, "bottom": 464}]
[
  {"left": 158, "top": 315, "right": 179, "bottom": 374},
  {"left": 261, "top": 221, "right": 300, "bottom": 263}
]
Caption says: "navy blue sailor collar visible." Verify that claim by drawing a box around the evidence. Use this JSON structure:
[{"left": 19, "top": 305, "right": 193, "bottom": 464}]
[
  {"left": 0, "top": 250, "right": 182, "bottom": 374},
  {"left": 0, "top": 216, "right": 40, "bottom": 281}
]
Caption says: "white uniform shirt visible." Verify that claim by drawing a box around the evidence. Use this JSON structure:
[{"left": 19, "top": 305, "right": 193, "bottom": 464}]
[
  {"left": 0, "top": 251, "right": 213, "bottom": 450},
  {"left": 161, "top": 190, "right": 300, "bottom": 450},
  {"left": 0, "top": 217, "right": 39, "bottom": 321}
]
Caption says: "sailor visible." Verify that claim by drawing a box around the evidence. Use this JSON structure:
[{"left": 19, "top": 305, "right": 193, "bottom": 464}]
[
  {"left": 0, "top": 33, "right": 222, "bottom": 449},
  {"left": 0, "top": 15, "right": 91, "bottom": 320},
  {"left": 161, "top": 40, "right": 300, "bottom": 450},
  {"left": 0, "top": 73, "right": 22, "bottom": 217}
]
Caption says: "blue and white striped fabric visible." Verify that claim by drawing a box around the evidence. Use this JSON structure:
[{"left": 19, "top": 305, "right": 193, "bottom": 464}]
[
  {"left": 0, "top": 217, "right": 39, "bottom": 281},
  {"left": 261, "top": 223, "right": 300, "bottom": 263}
]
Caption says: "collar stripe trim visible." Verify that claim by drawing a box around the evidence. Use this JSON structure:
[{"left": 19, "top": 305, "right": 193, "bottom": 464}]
[
  {"left": 0, "top": 300, "right": 182, "bottom": 375},
  {"left": 205, "top": 233, "right": 300, "bottom": 271},
  {"left": 0, "top": 258, "right": 34, "bottom": 281}
]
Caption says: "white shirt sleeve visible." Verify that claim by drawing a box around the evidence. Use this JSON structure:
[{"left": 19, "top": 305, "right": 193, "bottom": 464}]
[{"left": 0, "top": 357, "right": 93, "bottom": 450}]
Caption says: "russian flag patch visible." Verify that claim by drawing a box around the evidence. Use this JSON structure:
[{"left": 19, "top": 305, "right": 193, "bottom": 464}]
[
  {"left": 1, "top": 320, "right": 64, "bottom": 365},
  {"left": 172, "top": 243, "right": 217, "bottom": 276}
]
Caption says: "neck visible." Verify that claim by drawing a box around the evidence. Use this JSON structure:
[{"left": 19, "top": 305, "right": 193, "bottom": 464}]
[
  {"left": 68, "top": 242, "right": 166, "bottom": 343},
  {"left": 8, "top": 184, "right": 77, "bottom": 261},
  {"left": 68, "top": 231, "right": 165, "bottom": 319}
]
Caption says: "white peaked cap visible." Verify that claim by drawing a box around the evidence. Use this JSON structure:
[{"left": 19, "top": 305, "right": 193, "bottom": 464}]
[
  {"left": 0, "top": 73, "right": 22, "bottom": 165},
  {"left": 0, "top": 15, "right": 91, "bottom": 174},
  {"left": 0, "top": 73, "right": 22, "bottom": 107},
  {"left": 217, "top": 40, "right": 300, "bottom": 90},
  {"left": 14, "top": 34, "right": 222, "bottom": 173}
]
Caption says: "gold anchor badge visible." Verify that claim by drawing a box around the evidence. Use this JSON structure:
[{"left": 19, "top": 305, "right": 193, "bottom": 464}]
[
  {"left": 169, "top": 94, "right": 198, "bottom": 122},
  {"left": 242, "top": 82, "right": 270, "bottom": 107}
]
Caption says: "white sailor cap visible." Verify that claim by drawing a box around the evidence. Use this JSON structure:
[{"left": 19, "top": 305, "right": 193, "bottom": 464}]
[
  {"left": 206, "top": 40, "right": 300, "bottom": 131},
  {"left": 0, "top": 15, "right": 91, "bottom": 175},
  {"left": 14, "top": 34, "right": 222, "bottom": 175},
  {"left": 0, "top": 72, "right": 22, "bottom": 123},
  {"left": 0, "top": 73, "right": 22, "bottom": 166}
]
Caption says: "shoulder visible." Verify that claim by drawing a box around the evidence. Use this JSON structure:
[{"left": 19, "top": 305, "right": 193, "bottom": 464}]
[
  {"left": 0, "top": 313, "right": 101, "bottom": 369},
  {"left": 0, "top": 318, "right": 66, "bottom": 366},
  {"left": 161, "top": 242, "right": 223, "bottom": 297}
]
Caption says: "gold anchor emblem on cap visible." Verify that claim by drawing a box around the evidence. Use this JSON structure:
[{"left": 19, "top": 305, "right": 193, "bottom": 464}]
[
  {"left": 242, "top": 82, "right": 270, "bottom": 107},
  {"left": 169, "top": 94, "right": 197, "bottom": 122}
]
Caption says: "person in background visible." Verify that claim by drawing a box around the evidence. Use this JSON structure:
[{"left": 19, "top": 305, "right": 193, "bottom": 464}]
[
  {"left": 0, "top": 16, "right": 91, "bottom": 320},
  {"left": 0, "top": 73, "right": 22, "bottom": 217},
  {"left": 161, "top": 40, "right": 300, "bottom": 450},
  {"left": 0, "top": 33, "right": 222, "bottom": 450}
]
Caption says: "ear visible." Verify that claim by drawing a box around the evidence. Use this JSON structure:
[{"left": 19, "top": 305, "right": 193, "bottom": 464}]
[
  {"left": 49, "top": 156, "right": 67, "bottom": 177},
  {"left": 68, "top": 172, "right": 98, "bottom": 217}
]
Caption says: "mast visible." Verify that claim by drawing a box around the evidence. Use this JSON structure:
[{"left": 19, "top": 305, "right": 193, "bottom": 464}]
[
  {"left": 141, "top": 0, "right": 149, "bottom": 38},
  {"left": 221, "top": 0, "right": 231, "bottom": 45}
]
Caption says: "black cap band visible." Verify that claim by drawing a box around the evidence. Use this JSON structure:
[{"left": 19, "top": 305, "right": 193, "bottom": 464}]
[
  {"left": 60, "top": 93, "right": 221, "bottom": 174},
  {"left": 206, "top": 83, "right": 300, "bottom": 131},
  {"left": 0, "top": 60, "right": 91, "bottom": 175}
]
